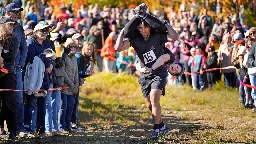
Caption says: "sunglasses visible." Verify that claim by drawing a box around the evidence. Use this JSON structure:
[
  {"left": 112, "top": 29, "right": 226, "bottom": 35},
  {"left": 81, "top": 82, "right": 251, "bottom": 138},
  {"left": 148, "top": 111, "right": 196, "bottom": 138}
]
[
  {"left": 250, "top": 31, "right": 256, "bottom": 35},
  {"left": 10, "top": 10, "right": 20, "bottom": 14},
  {"left": 69, "top": 46, "right": 77, "bottom": 49},
  {"left": 39, "top": 29, "right": 49, "bottom": 33}
]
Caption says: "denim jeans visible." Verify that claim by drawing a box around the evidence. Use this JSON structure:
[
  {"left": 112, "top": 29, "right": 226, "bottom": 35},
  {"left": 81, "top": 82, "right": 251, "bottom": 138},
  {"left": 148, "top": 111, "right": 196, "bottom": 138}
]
[
  {"left": 184, "top": 61, "right": 192, "bottom": 86},
  {"left": 237, "top": 77, "right": 245, "bottom": 103},
  {"left": 249, "top": 75, "right": 256, "bottom": 105},
  {"left": 52, "top": 90, "right": 61, "bottom": 131},
  {"left": 71, "top": 93, "right": 80, "bottom": 124},
  {"left": 45, "top": 84, "right": 53, "bottom": 133},
  {"left": 24, "top": 95, "right": 46, "bottom": 133},
  {"left": 59, "top": 94, "right": 75, "bottom": 130},
  {"left": 175, "top": 75, "right": 183, "bottom": 87},
  {"left": 224, "top": 72, "right": 235, "bottom": 87},
  {"left": 24, "top": 95, "right": 37, "bottom": 132},
  {"left": 16, "top": 67, "right": 24, "bottom": 132},
  {"left": 244, "top": 86, "right": 252, "bottom": 105},
  {"left": 206, "top": 72, "right": 215, "bottom": 87},
  {"left": 193, "top": 74, "right": 204, "bottom": 90},
  {"left": 95, "top": 52, "right": 103, "bottom": 72}
]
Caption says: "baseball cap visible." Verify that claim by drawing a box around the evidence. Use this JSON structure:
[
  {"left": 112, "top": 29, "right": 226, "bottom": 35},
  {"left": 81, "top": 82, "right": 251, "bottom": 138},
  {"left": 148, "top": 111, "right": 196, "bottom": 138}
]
[
  {"left": 0, "top": 16, "right": 15, "bottom": 24},
  {"left": 50, "top": 32, "right": 61, "bottom": 41},
  {"left": 66, "top": 28, "right": 77, "bottom": 36},
  {"left": 33, "top": 21, "right": 50, "bottom": 32},
  {"left": 208, "top": 46, "right": 215, "bottom": 51},
  {"left": 72, "top": 33, "right": 83, "bottom": 40},
  {"left": 5, "top": 3, "right": 23, "bottom": 12},
  {"left": 65, "top": 38, "right": 77, "bottom": 47}
]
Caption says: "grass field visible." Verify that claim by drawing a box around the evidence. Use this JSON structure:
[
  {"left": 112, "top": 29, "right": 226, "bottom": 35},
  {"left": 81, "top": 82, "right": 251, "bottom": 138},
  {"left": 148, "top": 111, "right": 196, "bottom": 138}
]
[
  {"left": 78, "top": 73, "right": 256, "bottom": 143},
  {"left": 1, "top": 72, "right": 256, "bottom": 143}
]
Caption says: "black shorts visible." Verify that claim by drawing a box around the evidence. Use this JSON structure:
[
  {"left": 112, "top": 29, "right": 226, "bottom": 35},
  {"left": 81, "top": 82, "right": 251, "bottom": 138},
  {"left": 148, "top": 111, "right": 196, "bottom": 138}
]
[{"left": 139, "top": 68, "right": 168, "bottom": 98}]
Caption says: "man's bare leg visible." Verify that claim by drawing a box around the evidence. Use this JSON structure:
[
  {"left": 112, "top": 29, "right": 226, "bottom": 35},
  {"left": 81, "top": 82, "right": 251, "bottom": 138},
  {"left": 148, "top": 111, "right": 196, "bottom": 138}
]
[{"left": 149, "top": 89, "right": 162, "bottom": 125}]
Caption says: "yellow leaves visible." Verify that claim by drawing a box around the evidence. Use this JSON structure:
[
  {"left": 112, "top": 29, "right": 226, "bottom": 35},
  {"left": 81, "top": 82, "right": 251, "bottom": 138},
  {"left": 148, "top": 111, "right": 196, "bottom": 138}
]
[{"left": 49, "top": 0, "right": 87, "bottom": 17}]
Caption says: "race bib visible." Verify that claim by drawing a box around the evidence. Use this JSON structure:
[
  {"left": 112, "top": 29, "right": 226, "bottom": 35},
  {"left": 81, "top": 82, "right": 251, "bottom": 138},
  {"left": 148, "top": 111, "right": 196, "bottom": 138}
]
[{"left": 143, "top": 50, "right": 156, "bottom": 64}]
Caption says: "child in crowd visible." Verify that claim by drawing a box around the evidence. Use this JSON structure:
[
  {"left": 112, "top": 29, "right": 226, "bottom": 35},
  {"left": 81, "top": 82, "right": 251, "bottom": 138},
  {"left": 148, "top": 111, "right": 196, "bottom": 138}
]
[
  {"left": 188, "top": 47, "right": 205, "bottom": 91},
  {"left": 101, "top": 32, "right": 116, "bottom": 73},
  {"left": 205, "top": 46, "right": 218, "bottom": 89},
  {"left": 116, "top": 50, "right": 129, "bottom": 74},
  {"left": 127, "top": 47, "right": 136, "bottom": 75}
]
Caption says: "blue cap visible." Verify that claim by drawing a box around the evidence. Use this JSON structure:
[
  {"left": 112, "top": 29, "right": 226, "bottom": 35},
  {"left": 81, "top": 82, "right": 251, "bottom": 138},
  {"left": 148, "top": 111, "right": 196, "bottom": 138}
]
[{"left": 5, "top": 3, "right": 23, "bottom": 12}]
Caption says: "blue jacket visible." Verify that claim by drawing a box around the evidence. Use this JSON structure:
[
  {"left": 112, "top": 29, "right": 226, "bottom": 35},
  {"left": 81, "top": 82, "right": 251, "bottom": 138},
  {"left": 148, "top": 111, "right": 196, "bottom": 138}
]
[
  {"left": 24, "top": 56, "right": 45, "bottom": 95},
  {"left": 26, "top": 37, "right": 52, "bottom": 65},
  {"left": 188, "top": 55, "right": 203, "bottom": 73},
  {"left": 116, "top": 55, "right": 129, "bottom": 70},
  {"left": 14, "top": 24, "right": 28, "bottom": 68}
]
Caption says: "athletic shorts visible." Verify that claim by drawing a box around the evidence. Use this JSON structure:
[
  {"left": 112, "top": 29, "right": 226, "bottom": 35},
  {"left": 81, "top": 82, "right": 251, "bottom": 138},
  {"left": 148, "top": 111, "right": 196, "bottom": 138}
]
[{"left": 139, "top": 68, "right": 168, "bottom": 98}]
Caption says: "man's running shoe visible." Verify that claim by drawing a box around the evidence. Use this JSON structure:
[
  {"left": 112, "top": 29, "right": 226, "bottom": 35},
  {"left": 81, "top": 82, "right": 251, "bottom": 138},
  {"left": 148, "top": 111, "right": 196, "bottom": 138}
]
[
  {"left": 24, "top": 131, "right": 35, "bottom": 138},
  {"left": 151, "top": 129, "right": 160, "bottom": 140},
  {"left": 0, "top": 130, "right": 7, "bottom": 135},
  {"left": 159, "top": 125, "right": 171, "bottom": 137}
]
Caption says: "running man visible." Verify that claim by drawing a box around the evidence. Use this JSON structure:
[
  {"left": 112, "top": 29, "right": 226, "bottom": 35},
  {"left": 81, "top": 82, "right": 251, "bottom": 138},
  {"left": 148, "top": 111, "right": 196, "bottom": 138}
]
[{"left": 115, "top": 3, "right": 184, "bottom": 140}]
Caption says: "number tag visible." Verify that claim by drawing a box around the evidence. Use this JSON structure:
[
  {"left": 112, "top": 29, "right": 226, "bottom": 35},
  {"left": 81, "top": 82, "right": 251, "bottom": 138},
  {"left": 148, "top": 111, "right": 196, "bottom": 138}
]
[{"left": 143, "top": 50, "right": 156, "bottom": 64}]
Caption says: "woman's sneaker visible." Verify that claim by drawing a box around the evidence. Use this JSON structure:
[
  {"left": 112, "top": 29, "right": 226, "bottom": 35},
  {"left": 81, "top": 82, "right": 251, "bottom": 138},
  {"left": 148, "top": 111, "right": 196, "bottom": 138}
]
[{"left": 151, "top": 129, "right": 160, "bottom": 140}]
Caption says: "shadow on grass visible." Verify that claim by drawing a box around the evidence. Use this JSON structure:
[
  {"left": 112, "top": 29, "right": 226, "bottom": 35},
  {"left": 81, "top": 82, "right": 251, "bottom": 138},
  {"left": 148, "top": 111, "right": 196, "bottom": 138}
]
[{"left": 4, "top": 99, "right": 222, "bottom": 144}]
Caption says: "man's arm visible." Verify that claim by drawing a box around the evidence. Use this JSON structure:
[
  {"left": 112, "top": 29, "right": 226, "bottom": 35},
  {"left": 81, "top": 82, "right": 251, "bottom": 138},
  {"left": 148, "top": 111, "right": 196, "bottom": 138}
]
[
  {"left": 143, "top": 14, "right": 167, "bottom": 34},
  {"left": 151, "top": 54, "right": 170, "bottom": 70},
  {"left": 18, "top": 26, "right": 28, "bottom": 67},
  {"left": 115, "top": 29, "right": 131, "bottom": 52},
  {"left": 123, "top": 16, "right": 141, "bottom": 39},
  {"left": 165, "top": 23, "right": 179, "bottom": 41},
  {"left": 247, "top": 44, "right": 256, "bottom": 67}
]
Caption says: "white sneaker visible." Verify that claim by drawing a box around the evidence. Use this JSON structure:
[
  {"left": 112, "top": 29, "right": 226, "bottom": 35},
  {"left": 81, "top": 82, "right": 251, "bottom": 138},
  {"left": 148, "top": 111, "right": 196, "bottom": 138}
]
[
  {"left": 25, "top": 131, "right": 35, "bottom": 138},
  {"left": 17, "top": 132, "right": 26, "bottom": 138}
]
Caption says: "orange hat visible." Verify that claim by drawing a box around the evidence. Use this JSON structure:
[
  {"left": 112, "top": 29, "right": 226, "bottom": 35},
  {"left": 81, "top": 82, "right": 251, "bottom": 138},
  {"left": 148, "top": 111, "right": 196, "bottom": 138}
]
[
  {"left": 120, "top": 50, "right": 128, "bottom": 56},
  {"left": 82, "top": 18, "right": 87, "bottom": 23},
  {"left": 235, "top": 40, "right": 244, "bottom": 48},
  {"left": 129, "top": 47, "right": 135, "bottom": 52}
]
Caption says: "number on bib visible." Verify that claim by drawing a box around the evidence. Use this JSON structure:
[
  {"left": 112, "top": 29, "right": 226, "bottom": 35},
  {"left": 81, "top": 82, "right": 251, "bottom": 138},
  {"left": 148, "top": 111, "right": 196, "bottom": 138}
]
[{"left": 143, "top": 50, "right": 156, "bottom": 64}]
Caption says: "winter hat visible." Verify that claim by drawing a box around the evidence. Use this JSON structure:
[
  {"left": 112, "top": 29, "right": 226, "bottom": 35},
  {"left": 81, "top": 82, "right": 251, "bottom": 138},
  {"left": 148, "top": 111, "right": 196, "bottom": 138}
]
[
  {"left": 237, "top": 46, "right": 246, "bottom": 56},
  {"left": 208, "top": 46, "right": 215, "bottom": 52},
  {"left": 43, "top": 48, "right": 57, "bottom": 60},
  {"left": 233, "top": 30, "right": 243, "bottom": 41}
]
